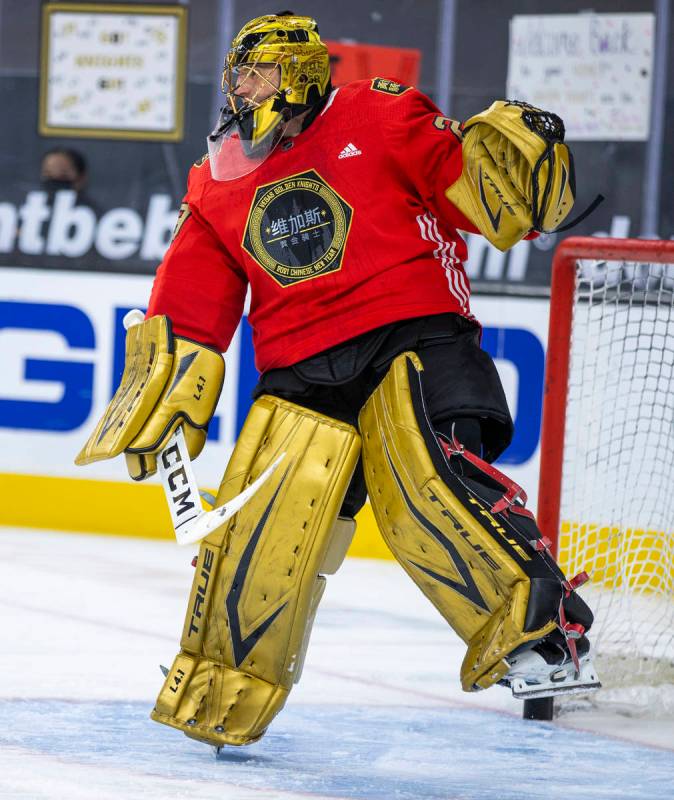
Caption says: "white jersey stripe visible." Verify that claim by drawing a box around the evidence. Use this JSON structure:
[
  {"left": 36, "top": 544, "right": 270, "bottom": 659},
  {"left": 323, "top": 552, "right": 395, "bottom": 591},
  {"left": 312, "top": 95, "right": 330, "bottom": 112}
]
[
  {"left": 416, "top": 212, "right": 434, "bottom": 249},
  {"left": 427, "top": 214, "right": 470, "bottom": 309},
  {"left": 416, "top": 211, "right": 471, "bottom": 314},
  {"left": 415, "top": 212, "right": 469, "bottom": 312},
  {"left": 425, "top": 212, "right": 457, "bottom": 298},
  {"left": 430, "top": 214, "right": 470, "bottom": 311}
]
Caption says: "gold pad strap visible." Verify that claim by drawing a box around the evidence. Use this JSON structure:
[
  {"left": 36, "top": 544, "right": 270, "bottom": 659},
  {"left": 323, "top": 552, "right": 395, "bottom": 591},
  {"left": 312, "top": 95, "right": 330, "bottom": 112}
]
[
  {"left": 152, "top": 395, "right": 360, "bottom": 746},
  {"left": 359, "top": 353, "right": 555, "bottom": 692}
]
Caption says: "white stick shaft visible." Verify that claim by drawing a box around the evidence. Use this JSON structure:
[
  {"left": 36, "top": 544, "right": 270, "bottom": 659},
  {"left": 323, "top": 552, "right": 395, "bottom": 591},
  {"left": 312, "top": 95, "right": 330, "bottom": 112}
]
[{"left": 156, "top": 427, "right": 203, "bottom": 537}]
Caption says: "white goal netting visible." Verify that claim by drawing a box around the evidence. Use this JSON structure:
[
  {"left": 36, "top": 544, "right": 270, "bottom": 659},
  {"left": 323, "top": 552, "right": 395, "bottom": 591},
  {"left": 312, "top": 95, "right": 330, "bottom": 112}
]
[{"left": 555, "top": 253, "right": 674, "bottom": 715}]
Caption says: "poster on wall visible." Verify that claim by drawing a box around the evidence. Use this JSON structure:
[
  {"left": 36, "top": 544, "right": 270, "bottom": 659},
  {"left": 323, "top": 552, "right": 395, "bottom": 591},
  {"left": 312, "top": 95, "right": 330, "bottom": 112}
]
[
  {"left": 39, "top": 3, "right": 187, "bottom": 141},
  {"left": 507, "top": 13, "right": 654, "bottom": 141}
]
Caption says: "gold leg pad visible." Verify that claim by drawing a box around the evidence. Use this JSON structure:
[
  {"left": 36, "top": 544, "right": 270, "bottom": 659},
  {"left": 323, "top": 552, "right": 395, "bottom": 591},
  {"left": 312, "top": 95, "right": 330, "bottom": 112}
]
[
  {"left": 292, "top": 575, "right": 326, "bottom": 685},
  {"left": 461, "top": 582, "right": 556, "bottom": 691},
  {"left": 321, "top": 516, "right": 356, "bottom": 575},
  {"left": 360, "top": 352, "right": 555, "bottom": 692},
  {"left": 151, "top": 652, "right": 288, "bottom": 747},
  {"left": 152, "top": 395, "right": 360, "bottom": 746}
]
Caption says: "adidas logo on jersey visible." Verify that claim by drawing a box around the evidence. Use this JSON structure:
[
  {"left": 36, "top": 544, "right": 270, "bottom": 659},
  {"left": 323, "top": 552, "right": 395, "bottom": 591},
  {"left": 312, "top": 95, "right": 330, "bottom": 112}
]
[{"left": 338, "top": 143, "right": 362, "bottom": 159}]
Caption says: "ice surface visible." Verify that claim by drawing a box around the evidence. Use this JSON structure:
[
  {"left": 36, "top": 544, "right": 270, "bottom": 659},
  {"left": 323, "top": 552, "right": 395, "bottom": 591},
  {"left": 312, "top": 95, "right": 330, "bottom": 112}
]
[{"left": 1, "top": 528, "right": 673, "bottom": 800}]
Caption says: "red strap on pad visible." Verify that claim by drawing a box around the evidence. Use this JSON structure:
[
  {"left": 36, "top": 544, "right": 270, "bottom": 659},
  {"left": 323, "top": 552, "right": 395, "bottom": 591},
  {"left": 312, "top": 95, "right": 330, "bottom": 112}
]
[
  {"left": 562, "top": 571, "right": 590, "bottom": 593},
  {"left": 438, "top": 434, "right": 534, "bottom": 519},
  {"left": 439, "top": 433, "right": 591, "bottom": 677},
  {"left": 557, "top": 571, "right": 590, "bottom": 677},
  {"left": 529, "top": 536, "right": 553, "bottom": 553}
]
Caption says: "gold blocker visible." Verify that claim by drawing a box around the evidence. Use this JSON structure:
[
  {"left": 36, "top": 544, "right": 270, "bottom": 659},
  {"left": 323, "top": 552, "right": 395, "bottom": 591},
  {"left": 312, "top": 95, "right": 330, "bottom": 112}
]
[
  {"left": 152, "top": 396, "right": 360, "bottom": 747},
  {"left": 75, "top": 314, "right": 225, "bottom": 481},
  {"left": 359, "top": 353, "right": 562, "bottom": 692}
]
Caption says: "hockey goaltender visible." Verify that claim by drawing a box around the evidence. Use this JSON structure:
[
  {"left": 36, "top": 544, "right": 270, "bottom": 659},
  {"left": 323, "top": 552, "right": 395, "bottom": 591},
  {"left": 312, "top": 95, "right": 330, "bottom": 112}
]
[{"left": 75, "top": 11, "right": 600, "bottom": 749}]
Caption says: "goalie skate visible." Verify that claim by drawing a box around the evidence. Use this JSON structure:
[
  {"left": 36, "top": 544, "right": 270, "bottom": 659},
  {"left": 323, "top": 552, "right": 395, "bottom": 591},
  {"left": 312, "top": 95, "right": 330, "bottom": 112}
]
[{"left": 502, "top": 634, "right": 601, "bottom": 700}]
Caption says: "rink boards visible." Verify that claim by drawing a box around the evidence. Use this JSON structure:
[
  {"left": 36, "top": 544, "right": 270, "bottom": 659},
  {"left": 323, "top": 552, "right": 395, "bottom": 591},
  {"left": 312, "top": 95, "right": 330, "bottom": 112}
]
[{"left": 0, "top": 267, "right": 549, "bottom": 557}]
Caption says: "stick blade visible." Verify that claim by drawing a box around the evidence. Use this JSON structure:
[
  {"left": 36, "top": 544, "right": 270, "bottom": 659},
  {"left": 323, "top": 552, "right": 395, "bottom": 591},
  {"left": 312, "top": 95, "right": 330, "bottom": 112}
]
[{"left": 175, "top": 452, "right": 286, "bottom": 546}]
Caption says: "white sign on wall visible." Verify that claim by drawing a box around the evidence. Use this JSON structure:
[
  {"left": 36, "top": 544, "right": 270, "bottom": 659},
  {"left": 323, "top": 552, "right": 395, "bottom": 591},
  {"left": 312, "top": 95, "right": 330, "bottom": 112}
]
[
  {"left": 0, "top": 269, "right": 243, "bottom": 486},
  {"left": 0, "top": 269, "right": 550, "bottom": 512},
  {"left": 40, "top": 3, "right": 187, "bottom": 141},
  {"left": 507, "top": 13, "right": 655, "bottom": 141}
]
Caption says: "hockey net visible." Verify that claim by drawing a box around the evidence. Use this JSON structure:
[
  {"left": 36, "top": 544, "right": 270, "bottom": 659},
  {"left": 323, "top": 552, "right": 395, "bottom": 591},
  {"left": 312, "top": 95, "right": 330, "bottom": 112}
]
[{"left": 538, "top": 237, "right": 674, "bottom": 716}]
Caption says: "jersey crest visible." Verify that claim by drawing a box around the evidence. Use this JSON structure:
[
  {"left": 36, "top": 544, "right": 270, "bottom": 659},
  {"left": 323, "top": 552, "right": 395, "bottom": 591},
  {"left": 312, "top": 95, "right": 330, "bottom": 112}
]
[
  {"left": 370, "top": 77, "right": 411, "bottom": 96},
  {"left": 242, "top": 169, "right": 353, "bottom": 287}
]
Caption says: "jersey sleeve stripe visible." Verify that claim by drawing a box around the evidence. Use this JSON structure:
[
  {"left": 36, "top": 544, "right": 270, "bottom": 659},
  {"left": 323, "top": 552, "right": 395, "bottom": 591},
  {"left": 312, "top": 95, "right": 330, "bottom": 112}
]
[{"left": 415, "top": 211, "right": 471, "bottom": 315}]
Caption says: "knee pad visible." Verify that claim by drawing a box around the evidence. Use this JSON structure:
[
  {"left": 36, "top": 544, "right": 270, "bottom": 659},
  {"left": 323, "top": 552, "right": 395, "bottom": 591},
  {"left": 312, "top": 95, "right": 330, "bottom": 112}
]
[
  {"left": 152, "top": 395, "right": 360, "bottom": 746},
  {"left": 359, "top": 353, "right": 586, "bottom": 692}
]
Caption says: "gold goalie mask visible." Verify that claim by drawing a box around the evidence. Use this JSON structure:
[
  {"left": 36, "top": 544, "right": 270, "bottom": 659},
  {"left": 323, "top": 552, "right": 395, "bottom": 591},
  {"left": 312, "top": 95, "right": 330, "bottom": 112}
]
[{"left": 208, "top": 12, "right": 332, "bottom": 181}]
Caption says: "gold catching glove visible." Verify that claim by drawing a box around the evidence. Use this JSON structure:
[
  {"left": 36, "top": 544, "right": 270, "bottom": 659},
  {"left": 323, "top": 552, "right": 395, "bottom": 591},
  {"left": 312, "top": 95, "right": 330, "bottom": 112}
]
[
  {"left": 75, "top": 314, "right": 225, "bottom": 480},
  {"left": 445, "top": 100, "right": 575, "bottom": 251}
]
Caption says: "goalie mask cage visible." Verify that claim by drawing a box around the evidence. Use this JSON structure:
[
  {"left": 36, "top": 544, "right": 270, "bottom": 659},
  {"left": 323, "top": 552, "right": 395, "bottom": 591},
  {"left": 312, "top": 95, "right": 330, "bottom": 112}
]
[{"left": 531, "top": 236, "right": 674, "bottom": 720}]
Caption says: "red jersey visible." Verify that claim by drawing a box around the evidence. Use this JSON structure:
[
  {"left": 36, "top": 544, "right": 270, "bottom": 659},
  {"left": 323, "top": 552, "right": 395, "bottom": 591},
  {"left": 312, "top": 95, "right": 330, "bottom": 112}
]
[{"left": 147, "top": 78, "right": 481, "bottom": 372}]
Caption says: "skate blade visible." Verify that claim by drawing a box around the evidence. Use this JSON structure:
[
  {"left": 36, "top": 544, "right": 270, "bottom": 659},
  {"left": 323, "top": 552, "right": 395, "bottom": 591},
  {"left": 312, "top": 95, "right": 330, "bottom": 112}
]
[
  {"left": 512, "top": 676, "right": 602, "bottom": 700},
  {"left": 510, "top": 659, "right": 602, "bottom": 700}
]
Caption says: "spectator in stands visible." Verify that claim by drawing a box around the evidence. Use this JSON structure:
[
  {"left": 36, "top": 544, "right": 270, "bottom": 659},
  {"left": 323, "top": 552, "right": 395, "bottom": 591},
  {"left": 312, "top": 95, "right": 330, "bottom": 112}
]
[
  {"left": 40, "top": 147, "right": 88, "bottom": 194},
  {"left": 40, "top": 147, "right": 100, "bottom": 213}
]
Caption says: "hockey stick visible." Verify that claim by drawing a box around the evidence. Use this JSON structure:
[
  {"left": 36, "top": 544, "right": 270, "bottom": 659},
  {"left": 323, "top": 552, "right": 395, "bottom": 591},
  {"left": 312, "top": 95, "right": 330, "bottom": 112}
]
[{"left": 157, "top": 425, "right": 285, "bottom": 546}]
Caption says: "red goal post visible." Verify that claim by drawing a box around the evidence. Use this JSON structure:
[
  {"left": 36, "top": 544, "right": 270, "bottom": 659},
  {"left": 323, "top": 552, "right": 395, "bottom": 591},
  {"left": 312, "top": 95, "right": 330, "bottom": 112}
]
[
  {"left": 528, "top": 235, "right": 674, "bottom": 721},
  {"left": 538, "top": 235, "right": 674, "bottom": 557}
]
